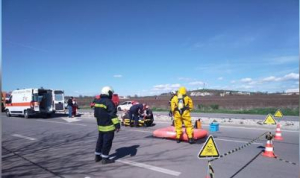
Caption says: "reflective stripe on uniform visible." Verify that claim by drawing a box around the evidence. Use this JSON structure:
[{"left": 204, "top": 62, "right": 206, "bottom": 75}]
[
  {"left": 101, "top": 154, "right": 109, "bottom": 158},
  {"left": 112, "top": 117, "right": 120, "bottom": 124},
  {"left": 94, "top": 104, "right": 107, "bottom": 109},
  {"left": 98, "top": 125, "right": 115, "bottom": 132}
]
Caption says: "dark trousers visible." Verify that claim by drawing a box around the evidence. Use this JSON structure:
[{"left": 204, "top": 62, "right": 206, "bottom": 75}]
[
  {"left": 95, "top": 131, "right": 115, "bottom": 156},
  {"left": 133, "top": 114, "right": 140, "bottom": 126},
  {"left": 128, "top": 111, "right": 139, "bottom": 126}
]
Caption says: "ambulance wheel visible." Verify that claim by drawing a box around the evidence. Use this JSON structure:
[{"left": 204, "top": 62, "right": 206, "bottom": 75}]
[
  {"left": 6, "top": 110, "right": 11, "bottom": 117},
  {"left": 118, "top": 107, "right": 122, "bottom": 111},
  {"left": 24, "top": 110, "right": 29, "bottom": 119}
]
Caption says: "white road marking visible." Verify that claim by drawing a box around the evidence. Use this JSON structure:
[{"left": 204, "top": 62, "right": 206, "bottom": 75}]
[
  {"left": 214, "top": 138, "right": 261, "bottom": 145},
  {"left": 11, "top": 134, "right": 36, "bottom": 141},
  {"left": 116, "top": 159, "right": 181, "bottom": 176},
  {"left": 61, "top": 117, "right": 82, "bottom": 123},
  {"left": 37, "top": 120, "right": 87, "bottom": 126}
]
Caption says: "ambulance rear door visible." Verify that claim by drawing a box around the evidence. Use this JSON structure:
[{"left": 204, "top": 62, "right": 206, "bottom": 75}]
[{"left": 53, "top": 90, "right": 65, "bottom": 112}]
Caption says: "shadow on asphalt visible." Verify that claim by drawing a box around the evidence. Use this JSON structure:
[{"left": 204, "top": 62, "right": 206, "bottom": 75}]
[
  {"left": 229, "top": 150, "right": 263, "bottom": 178},
  {"left": 195, "top": 137, "right": 208, "bottom": 144},
  {"left": 110, "top": 145, "right": 140, "bottom": 160}
]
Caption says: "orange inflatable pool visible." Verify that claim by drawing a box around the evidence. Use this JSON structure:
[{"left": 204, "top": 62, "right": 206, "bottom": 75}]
[{"left": 153, "top": 126, "right": 208, "bottom": 141}]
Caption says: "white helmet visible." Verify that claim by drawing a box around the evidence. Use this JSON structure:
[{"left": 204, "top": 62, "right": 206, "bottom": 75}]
[
  {"left": 101, "top": 86, "right": 114, "bottom": 96},
  {"left": 171, "top": 91, "right": 176, "bottom": 95}
]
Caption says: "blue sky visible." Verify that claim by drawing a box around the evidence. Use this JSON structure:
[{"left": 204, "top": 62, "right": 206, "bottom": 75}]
[{"left": 3, "top": 0, "right": 299, "bottom": 96}]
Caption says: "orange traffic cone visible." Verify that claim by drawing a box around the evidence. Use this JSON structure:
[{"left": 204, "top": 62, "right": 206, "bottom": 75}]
[
  {"left": 262, "top": 140, "right": 276, "bottom": 158},
  {"left": 274, "top": 124, "right": 283, "bottom": 141}
]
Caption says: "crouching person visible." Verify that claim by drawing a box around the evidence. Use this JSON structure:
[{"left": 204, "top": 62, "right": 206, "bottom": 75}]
[
  {"left": 94, "top": 86, "right": 120, "bottom": 164},
  {"left": 143, "top": 105, "right": 154, "bottom": 126}
]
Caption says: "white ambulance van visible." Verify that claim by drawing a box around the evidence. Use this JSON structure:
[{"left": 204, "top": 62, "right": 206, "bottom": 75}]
[
  {"left": 52, "top": 90, "right": 65, "bottom": 113},
  {"left": 5, "top": 88, "right": 55, "bottom": 118}
]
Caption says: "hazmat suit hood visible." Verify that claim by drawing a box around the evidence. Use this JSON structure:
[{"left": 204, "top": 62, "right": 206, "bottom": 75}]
[{"left": 178, "top": 87, "right": 187, "bottom": 95}]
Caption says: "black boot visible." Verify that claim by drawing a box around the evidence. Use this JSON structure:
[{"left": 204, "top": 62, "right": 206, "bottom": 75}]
[
  {"left": 102, "top": 158, "right": 115, "bottom": 164},
  {"left": 95, "top": 155, "right": 102, "bottom": 162},
  {"left": 188, "top": 138, "right": 195, "bottom": 144},
  {"left": 176, "top": 139, "right": 181, "bottom": 143}
]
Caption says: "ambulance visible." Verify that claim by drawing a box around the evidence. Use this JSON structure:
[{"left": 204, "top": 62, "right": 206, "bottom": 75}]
[{"left": 5, "top": 88, "right": 55, "bottom": 118}]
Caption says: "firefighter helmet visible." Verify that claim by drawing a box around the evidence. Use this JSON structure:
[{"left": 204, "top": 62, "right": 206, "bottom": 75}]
[{"left": 101, "top": 86, "right": 114, "bottom": 98}]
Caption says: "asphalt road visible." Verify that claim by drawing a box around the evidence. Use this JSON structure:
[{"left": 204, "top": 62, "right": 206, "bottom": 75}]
[{"left": 2, "top": 113, "right": 299, "bottom": 178}]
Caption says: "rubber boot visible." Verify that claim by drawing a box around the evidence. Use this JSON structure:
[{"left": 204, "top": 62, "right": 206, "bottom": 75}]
[
  {"left": 95, "top": 155, "right": 102, "bottom": 162},
  {"left": 188, "top": 138, "right": 195, "bottom": 144},
  {"left": 102, "top": 158, "right": 115, "bottom": 164}
]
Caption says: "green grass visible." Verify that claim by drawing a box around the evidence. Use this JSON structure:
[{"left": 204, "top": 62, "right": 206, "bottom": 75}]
[{"left": 152, "top": 107, "right": 299, "bottom": 116}]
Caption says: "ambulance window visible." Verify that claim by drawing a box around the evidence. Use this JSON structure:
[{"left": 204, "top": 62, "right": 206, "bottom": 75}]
[
  {"left": 7, "top": 96, "right": 12, "bottom": 104},
  {"left": 32, "top": 94, "right": 39, "bottom": 102},
  {"left": 55, "top": 94, "right": 63, "bottom": 101}
]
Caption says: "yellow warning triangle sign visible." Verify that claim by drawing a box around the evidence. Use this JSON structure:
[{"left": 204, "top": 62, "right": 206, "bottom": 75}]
[
  {"left": 198, "top": 135, "right": 220, "bottom": 159},
  {"left": 263, "top": 114, "right": 276, "bottom": 125},
  {"left": 274, "top": 109, "right": 283, "bottom": 118}
]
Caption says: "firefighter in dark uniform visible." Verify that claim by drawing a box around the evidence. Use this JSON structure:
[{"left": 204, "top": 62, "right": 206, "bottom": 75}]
[
  {"left": 128, "top": 103, "right": 145, "bottom": 127},
  {"left": 94, "top": 86, "right": 120, "bottom": 164},
  {"left": 143, "top": 105, "right": 154, "bottom": 126}
]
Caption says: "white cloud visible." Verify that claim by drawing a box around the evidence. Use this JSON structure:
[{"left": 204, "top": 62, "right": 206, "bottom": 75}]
[
  {"left": 113, "top": 74, "right": 122, "bottom": 78},
  {"left": 281, "top": 73, "right": 299, "bottom": 81},
  {"left": 152, "top": 84, "right": 181, "bottom": 91},
  {"left": 240, "top": 78, "right": 252, "bottom": 83},
  {"left": 230, "top": 80, "right": 236, "bottom": 84},
  {"left": 188, "top": 81, "right": 204, "bottom": 86},
  {"left": 218, "top": 77, "right": 223, "bottom": 80},
  {"left": 262, "top": 76, "right": 280, "bottom": 82},
  {"left": 285, "top": 88, "right": 299, "bottom": 93},
  {"left": 261, "top": 73, "right": 299, "bottom": 83}
]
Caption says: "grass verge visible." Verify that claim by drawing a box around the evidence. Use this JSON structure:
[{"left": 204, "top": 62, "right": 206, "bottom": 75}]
[{"left": 152, "top": 107, "right": 299, "bottom": 116}]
